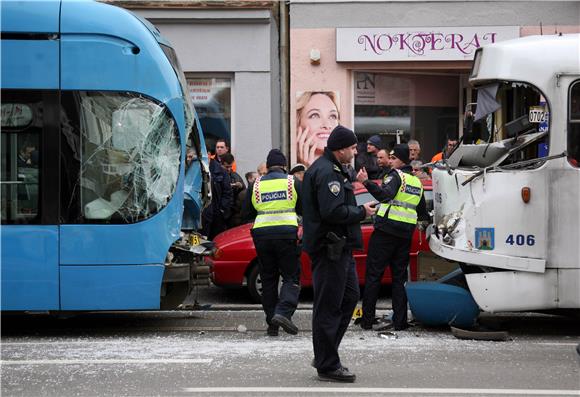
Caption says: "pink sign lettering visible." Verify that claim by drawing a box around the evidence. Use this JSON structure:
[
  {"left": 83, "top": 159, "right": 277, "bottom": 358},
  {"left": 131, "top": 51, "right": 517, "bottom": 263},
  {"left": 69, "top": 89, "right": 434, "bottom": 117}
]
[
  {"left": 336, "top": 27, "right": 518, "bottom": 61},
  {"left": 357, "top": 31, "right": 498, "bottom": 56}
]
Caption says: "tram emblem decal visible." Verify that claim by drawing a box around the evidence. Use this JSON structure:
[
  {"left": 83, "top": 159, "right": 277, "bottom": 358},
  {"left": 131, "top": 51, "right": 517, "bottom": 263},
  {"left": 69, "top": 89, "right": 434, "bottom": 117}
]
[{"left": 475, "top": 228, "right": 495, "bottom": 251}]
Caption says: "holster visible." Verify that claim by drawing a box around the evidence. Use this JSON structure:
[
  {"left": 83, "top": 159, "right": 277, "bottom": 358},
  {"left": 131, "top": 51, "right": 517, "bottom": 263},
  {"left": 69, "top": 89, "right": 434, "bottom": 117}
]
[{"left": 325, "top": 232, "right": 346, "bottom": 262}]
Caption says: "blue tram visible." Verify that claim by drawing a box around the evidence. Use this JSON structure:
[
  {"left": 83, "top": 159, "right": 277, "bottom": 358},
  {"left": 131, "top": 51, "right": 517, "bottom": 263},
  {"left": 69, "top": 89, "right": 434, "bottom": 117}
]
[{"left": 1, "top": 0, "right": 210, "bottom": 311}]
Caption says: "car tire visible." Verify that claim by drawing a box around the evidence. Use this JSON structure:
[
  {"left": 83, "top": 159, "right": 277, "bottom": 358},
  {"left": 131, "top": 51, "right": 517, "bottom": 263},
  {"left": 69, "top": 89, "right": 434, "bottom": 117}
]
[
  {"left": 247, "top": 261, "right": 283, "bottom": 304},
  {"left": 247, "top": 263, "right": 262, "bottom": 304}
]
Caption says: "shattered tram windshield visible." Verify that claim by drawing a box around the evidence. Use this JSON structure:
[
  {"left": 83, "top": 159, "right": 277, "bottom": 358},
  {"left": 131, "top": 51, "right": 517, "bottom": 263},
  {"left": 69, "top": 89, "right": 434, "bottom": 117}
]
[
  {"left": 61, "top": 91, "right": 180, "bottom": 224},
  {"left": 449, "top": 81, "right": 550, "bottom": 170}
]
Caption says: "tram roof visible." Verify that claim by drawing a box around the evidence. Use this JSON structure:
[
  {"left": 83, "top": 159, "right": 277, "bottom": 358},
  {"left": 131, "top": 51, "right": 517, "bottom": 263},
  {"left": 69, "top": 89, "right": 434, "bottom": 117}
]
[
  {"left": 0, "top": 0, "right": 170, "bottom": 47},
  {"left": 470, "top": 34, "right": 580, "bottom": 90}
]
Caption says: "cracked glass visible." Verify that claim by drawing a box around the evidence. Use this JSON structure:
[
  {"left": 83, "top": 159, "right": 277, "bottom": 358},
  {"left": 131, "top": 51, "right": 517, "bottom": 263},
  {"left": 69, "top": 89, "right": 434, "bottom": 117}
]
[{"left": 62, "top": 91, "right": 180, "bottom": 224}]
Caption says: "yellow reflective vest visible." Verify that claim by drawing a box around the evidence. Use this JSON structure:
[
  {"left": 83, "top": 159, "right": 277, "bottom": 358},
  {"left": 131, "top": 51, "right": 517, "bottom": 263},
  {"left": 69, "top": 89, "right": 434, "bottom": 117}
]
[
  {"left": 251, "top": 175, "right": 298, "bottom": 229},
  {"left": 376, "top": 169, "right": 423, "bottom": 225}
]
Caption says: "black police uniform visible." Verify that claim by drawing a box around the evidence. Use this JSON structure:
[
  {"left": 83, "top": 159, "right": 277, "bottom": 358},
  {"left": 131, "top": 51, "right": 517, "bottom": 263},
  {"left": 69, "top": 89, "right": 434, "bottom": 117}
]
[
  {"left": 302, "top": 147, "right": 366, "bottom": 373},
  {"left": 361, "top": 164, "right": 428, "bottom": 330},
  {"left": 243, "top": 170, "right": 302, "bottom": 332}
]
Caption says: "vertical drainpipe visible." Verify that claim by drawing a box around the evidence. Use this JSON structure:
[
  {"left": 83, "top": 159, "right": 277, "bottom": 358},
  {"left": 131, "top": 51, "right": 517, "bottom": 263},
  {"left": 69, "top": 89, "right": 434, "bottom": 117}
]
[{"left": 279, "top": 0, "right": 290, "bottom": 157}]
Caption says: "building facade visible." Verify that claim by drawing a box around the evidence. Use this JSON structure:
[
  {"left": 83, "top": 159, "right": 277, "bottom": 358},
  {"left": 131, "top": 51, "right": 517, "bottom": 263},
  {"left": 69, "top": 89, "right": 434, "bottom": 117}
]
[{"left": 289, "top": 0, "right": 580, "bottom": 165}]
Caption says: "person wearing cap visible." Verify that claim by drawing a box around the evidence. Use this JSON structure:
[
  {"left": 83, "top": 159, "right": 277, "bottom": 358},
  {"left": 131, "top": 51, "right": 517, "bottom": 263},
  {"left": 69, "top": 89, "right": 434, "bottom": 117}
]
[
  {"left": 355, "top": 134, "right": 382, "bottom": 180},
  {"left": 243, "top": 149, "right": 302, "bottom": 337},
  {"left": 356, "top": 143, "right": 429, "bottom": 331},
  {"left": 302, "top": 125, "right": 377, "bottom": 383},
  {"left": 289, "top": 163, "right": 307, "bottom": 182}
]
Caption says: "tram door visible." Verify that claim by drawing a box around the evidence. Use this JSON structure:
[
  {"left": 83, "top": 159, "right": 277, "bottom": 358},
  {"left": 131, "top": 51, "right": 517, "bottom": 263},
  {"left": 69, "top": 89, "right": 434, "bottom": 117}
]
[{"left": 0, "top": 1, "right": 61, "bottom": 310}]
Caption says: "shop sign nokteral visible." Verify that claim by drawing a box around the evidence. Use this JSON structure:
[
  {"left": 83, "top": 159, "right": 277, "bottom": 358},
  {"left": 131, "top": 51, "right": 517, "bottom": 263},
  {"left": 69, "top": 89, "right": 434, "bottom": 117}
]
[{"left": 336, "top": 26, "right": 519, "bottom": 61}]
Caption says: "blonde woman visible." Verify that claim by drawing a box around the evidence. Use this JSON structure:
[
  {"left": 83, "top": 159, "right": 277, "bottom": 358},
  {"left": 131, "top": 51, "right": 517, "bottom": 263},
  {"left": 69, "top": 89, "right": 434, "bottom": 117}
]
[{"left": 296, "top": 91, "right": 340, "bottom": 167}]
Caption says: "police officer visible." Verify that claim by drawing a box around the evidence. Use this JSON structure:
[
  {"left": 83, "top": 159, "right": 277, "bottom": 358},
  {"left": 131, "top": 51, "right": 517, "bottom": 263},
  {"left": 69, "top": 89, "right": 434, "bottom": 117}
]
[
  {"left": 356, "top": 143, "right": 428, "bottom": 331},
  {"left": 244, "top": 149, "right": 302, "bottom": 336},
  {"left": 302, "top": 125, "right": 377, "bottom": 383}
]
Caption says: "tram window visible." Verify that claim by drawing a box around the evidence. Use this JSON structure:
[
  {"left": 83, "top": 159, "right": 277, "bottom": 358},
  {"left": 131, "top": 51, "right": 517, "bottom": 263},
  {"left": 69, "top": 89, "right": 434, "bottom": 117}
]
[
  {"left": 0, "top": 91, "right": 42, "bottom": 224},
  {"left": 496, "top": 83, "right": 549, "bottom": 163},
  {"left": 452, "top": 82, "right": 549, "bottom": 169},
  {"left": 60, "top": 91, "right": 180, "bottom": 224},
  {"left": 568, "top": 81, "right": 580, "bottom": 167}
]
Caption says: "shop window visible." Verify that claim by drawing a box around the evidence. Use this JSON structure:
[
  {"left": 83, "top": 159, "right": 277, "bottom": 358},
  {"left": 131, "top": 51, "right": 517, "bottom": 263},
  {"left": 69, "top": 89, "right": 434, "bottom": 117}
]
[
  {"left": 186, "top": 76, "right": 232, "bottom": 152},
  {"left": 60, "top": 91, "right": 180, "bottom": 224},
  {"left": 568, "top": 80, "right": 580, "bottom": 167},
  {"left": 1, "top": 91, "right": 42, "bottom": 224},
  {"left": 353, "top": 72, "right": 459, "bottom": 161}
]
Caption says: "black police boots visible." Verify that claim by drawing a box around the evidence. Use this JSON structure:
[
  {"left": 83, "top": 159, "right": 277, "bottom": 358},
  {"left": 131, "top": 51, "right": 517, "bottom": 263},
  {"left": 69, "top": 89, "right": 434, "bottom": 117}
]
[
  {"left": 317, "top": 367, "right": 356, "bottom": 383},
  {"left": 271, "top": 314, "right": 298, "bottom": 335}
]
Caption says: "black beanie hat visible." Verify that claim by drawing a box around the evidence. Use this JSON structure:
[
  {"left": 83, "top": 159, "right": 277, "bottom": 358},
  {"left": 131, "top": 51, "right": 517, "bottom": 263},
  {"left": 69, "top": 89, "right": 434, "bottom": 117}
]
[
  {"left": 266, "top": 149, "right": 287, "bottom": 168},
  {"left": 390, "top": 143, "right": 410, "bottom": 164},
  {"left": 327, "top": 125, "right": 358, "bottom": 151}
]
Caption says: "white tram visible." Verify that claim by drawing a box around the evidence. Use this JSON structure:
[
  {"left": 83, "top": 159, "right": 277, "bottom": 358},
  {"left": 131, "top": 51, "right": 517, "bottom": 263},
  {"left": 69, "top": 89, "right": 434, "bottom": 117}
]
[{"left": 429, "top": 34, "right": 580, "bottom": 313}]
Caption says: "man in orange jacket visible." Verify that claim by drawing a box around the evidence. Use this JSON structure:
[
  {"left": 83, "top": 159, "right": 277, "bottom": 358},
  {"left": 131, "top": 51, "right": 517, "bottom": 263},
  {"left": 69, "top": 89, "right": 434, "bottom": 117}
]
[{"left": 431, "top": 137, "right": 459, "bottom": 163}]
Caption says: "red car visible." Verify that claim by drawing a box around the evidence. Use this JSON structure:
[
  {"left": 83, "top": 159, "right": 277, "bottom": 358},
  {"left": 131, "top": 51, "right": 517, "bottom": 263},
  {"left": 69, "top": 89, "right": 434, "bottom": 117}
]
[{"left": 208, "top": 180, "right": 433, "bottom": 303}]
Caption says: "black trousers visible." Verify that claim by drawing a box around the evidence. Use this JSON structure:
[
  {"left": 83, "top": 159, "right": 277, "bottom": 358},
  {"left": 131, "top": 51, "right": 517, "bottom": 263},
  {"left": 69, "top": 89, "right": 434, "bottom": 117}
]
[
  {"left": 254, "top": 239, "right": 301, "bottom": 324},
  {"left": 362, "top": 229, "right": 411, "bottom": 329},
  {"left": 310, "top": 248, "right": 360, "bottom": 372}
]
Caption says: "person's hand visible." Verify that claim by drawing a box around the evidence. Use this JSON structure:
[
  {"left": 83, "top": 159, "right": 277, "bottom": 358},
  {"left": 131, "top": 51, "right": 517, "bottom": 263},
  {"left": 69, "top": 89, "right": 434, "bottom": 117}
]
[
  {"left": 362, "top": 201, "right": 377, "bottom": 217},
  {"left": 297, "top": 125, "right": 318, "bottom": 167},
  {"left": 356, "top": 167, "right": 368, "bottom": 183}
]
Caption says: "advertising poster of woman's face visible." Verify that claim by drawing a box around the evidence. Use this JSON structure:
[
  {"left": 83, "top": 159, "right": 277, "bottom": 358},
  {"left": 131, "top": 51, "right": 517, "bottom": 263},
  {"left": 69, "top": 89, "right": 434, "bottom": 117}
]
[{"left": 295, "top": 91, "right": 340, "bottom": 167}]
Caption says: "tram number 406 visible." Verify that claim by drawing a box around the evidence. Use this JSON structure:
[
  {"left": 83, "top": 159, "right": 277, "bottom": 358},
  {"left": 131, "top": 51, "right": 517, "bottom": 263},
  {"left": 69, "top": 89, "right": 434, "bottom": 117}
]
[{"left": 505, "top": 234, "right": 535, "bottom": 246}]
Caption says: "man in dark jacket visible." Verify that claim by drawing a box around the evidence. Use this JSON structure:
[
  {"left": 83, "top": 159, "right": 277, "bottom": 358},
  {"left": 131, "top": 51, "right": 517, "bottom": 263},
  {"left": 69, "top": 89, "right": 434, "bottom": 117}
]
[
  {"left": 243, "top": 149, "right": 302, "bottom": 337},
  {"left": 200, "top": 158, "right": 233, "bottom": 239},
  {"left": 356, "top": 144, "right": 428, "bottom": 331},
  {"left": 220, "top": 153, "right": 246, "bottom": 228},
  {"left": 302, "top": 125, "right": 376, "bottom": 383},
  {"left": 354, "top": 135, "right": 382, "bottom": 179}
]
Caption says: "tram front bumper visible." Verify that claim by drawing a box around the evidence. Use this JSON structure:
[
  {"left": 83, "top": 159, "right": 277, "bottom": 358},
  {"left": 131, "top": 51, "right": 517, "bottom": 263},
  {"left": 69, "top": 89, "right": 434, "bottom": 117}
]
[{"left": 428, "top": 234, "right": 545, "bottom": 273}]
